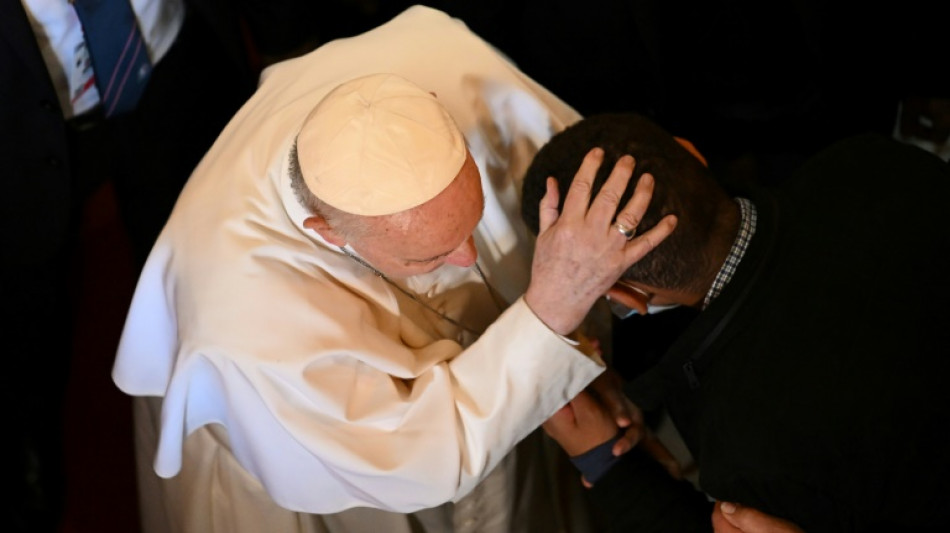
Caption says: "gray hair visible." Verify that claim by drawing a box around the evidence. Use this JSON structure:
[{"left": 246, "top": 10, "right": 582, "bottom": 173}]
[{"left": 290, "top": 140, "right": 414, "bottom": 242}]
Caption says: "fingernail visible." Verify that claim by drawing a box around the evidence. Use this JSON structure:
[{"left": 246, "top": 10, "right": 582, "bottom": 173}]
[{"left": 721, "top": 502, "right": 736, "bottom": 514}]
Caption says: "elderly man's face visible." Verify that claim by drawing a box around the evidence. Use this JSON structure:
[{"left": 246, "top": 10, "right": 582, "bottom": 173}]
[{"left": 349, "top": 154, "right": 484, "bottom": 278}]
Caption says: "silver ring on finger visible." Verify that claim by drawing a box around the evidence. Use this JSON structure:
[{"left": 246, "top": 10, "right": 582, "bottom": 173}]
[{"left": 613, "top": 222, "right": 636, "bottom": 241}]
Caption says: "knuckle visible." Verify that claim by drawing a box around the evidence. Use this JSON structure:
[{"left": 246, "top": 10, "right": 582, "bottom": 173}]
[
  {"left": 569, "top": 180, "right": 593, "bottom": 196},
  {"left": 616, "top": 213, "right": 640, "bottom": 228},
  {"left": 596, "top": 188, "right": 622, "bottom": 207}
]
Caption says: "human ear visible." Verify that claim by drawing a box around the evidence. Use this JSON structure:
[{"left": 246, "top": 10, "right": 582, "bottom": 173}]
[
  {"left": 673, "top": 136, "right": 708, "bottom": 167},
  {"left": 303, "top": 215, "right": 346, "bottom": 246},
  {"left": 606, "top": 283, "right": 649, "bottom": 315}
]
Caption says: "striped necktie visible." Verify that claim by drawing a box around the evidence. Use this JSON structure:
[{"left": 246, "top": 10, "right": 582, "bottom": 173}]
[{"left": 72, "top": 0, "right": 152, "bottom": 117}]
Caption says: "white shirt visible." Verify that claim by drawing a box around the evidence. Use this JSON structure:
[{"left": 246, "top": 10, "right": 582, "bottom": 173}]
[
  {"left": 20, "top": 0, "right": 184, "bottom": 118},
  {"left": 113, "top": 6, "right": 603, "bottom": 514}
]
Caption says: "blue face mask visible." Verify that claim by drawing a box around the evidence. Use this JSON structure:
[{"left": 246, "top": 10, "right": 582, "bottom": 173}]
[{"left": 606, "top": 295, "right": 681, "bottom": 319}]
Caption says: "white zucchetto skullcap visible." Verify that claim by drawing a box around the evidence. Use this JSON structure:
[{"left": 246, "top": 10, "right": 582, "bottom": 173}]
[{"left": 296, "top": 73, "right": 467, "bottom": 216}]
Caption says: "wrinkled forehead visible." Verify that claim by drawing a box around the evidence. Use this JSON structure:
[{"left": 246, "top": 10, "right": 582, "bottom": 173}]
[{"left": 359, "top": 154, "right": 483, "bottom": 257}]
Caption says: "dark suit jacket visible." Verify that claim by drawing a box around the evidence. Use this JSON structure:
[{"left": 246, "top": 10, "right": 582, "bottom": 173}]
[
  {"left": 0, "top": 0, "right": 321, "bottom": 266},
  {"left": 0, "top": 6, "right": 318, "bottom": 529},
  {"left": 597, "top": 135, "right": 950, "bottom": 532},
  {"left": 0, "top": 0, "right": 74, "bottom": 266}
]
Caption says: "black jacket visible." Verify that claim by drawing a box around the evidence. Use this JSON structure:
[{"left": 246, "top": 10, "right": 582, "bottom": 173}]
[
  {"left": 598, "top": 134, "right": 950, "bottom": 532},
  {"left": 0, "top": 0, "right": 321, "bottom": 266}
]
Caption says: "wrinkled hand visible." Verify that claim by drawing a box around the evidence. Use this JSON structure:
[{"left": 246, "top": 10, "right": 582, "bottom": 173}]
[
  {"left": 525, "top": 148, "right": 677, "bottom": 335},
  {"left": 712, "top": 502, "right": 805, "bottom": 533}
]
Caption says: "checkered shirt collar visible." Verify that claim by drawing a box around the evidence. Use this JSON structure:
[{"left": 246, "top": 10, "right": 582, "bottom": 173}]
[{"left": 702, "top": 197, "right": 757, "bottom": 309}]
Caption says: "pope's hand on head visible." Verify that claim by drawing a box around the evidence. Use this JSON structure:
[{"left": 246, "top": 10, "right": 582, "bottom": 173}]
[{"left": 525, "top": 147, "right": 677, "bottom": 335}]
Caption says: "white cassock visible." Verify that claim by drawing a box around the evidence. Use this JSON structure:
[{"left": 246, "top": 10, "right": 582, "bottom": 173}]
[{"left": 113, "top": 5, "right": 604, "bottom": 533}]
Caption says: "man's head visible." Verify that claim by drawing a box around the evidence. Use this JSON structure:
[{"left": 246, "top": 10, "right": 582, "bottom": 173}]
[
  {"left": 521, "top": 113, "right": 738, "bottom": 306},
  {"left": 291, "top": 73, "right": 484, "bottom": 277}
]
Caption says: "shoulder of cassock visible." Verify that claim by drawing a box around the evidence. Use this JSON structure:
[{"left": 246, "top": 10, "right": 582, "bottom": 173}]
[{"left": 113, "top": 4, "right": 583, "bottom": 415}]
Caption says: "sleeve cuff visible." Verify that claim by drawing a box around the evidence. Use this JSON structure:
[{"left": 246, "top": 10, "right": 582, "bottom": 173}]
[{"left": 569, "top": 431, "right": 624, "bottom": 484}]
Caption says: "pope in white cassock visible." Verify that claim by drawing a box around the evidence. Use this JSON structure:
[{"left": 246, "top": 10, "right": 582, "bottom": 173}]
[{"left": 112, "top": 5, "right": 673, "bottom": 533}]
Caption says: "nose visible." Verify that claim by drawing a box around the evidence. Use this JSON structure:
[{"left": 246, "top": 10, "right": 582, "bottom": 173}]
[{"left": 444, "top": 236, "right": 478, "bottom": 267}]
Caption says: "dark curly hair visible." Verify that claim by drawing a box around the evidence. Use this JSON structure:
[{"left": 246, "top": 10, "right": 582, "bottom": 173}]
[{"left": 521, "top": 113, "right": 736, "bottom": 292}]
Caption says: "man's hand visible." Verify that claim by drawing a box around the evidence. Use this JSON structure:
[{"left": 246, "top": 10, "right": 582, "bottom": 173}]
[
  {"left": 543, "top": 390, "right": 617, "bottom": 458},
  {"left": 587, "top": 369, "right": 643, "bottom": 455},
  {"left": 525, "top": 148, "right": 677, "bottom": 335},
  {"left": 712, "top": 501, "right": 805, "bottom": 533},
  {"left": 544, "top": 381, "right": 683, "bottom": 487}
]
